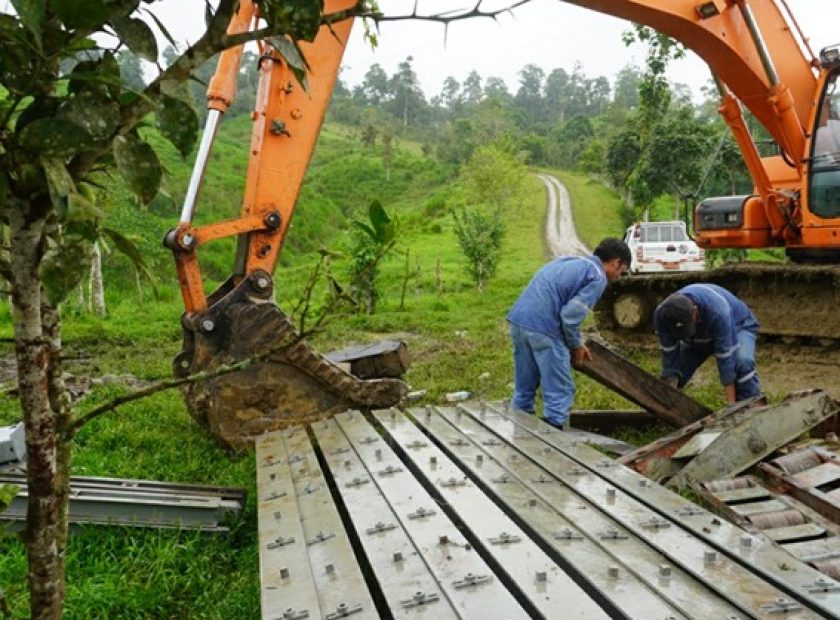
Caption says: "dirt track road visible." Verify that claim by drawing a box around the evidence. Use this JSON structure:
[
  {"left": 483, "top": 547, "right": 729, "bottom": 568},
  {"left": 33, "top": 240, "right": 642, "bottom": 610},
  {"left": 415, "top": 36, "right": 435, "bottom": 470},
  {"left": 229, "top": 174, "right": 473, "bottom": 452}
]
[{"left": 537, "top": 173, "right": 590, "bottom": 258}]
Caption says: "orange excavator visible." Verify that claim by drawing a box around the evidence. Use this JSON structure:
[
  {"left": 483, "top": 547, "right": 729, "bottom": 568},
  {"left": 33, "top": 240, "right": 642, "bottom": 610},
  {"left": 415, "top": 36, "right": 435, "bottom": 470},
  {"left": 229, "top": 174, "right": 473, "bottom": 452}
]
[{"left": 167, "top": 0, "right": 840, "bottom": 445}]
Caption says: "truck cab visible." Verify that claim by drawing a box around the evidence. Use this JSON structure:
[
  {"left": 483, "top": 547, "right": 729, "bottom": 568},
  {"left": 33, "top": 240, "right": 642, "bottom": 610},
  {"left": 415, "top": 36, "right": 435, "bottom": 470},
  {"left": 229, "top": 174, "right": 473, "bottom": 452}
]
[{"left": 624, "top": 221, "right": 705, "bottom": 274}]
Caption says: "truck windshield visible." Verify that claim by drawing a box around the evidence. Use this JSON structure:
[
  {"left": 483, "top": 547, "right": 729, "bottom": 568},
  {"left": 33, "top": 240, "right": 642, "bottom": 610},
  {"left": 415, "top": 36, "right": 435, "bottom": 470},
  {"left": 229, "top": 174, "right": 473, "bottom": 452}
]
[
  {"left": 810, "top": 69, "right": 840, "bottom": 218},
  {"left": 640, "top": 225, "right": 687, "bottom": 242}
]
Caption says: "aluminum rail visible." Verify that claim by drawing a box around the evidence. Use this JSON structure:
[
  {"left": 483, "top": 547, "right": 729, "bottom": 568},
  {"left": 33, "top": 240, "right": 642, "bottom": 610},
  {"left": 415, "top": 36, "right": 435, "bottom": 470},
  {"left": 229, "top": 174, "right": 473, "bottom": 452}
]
[
  {"left": 282, "top": 425, "right": 379, "bottom": 620},
  {"left": 0, "top": 473, "right": 244, "bottom": 532},
  {"left": 404, "top": 405, "right": 740, "bottom": 618},
  {"left": 332, "top": 411, "right": 531, "bottom": 619},
  {"left": 312, "top": 414, "right": 459, "bottom": 618},
  {"left": 368, "top": 408, "right": 607, "bottom": 619},
  {"left": 476, "top": 401, "right": 840, "bottom": 619}
]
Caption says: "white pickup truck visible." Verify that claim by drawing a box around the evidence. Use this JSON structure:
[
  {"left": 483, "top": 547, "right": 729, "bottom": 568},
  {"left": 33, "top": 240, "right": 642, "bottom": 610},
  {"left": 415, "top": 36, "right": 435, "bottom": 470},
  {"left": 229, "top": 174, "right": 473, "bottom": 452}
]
[{"left": 623, "top": 221, "right": 705, "bottom": 274}]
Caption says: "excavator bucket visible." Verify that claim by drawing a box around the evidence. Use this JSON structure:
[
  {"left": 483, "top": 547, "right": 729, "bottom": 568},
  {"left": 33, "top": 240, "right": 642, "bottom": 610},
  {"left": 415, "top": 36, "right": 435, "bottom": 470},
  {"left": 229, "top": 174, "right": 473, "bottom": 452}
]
[{"left": 174, "top": 274, "right": 407, "bottom": 450}]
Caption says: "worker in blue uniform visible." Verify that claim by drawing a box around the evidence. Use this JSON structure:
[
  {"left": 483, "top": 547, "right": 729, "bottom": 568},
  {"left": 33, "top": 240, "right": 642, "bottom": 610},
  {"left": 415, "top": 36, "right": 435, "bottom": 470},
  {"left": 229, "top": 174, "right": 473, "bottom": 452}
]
[
  {"left": 654, "top": 283, "right": 761, "bottom": 403},
  {"left": 507, "top": 238, "right": 631, "bottom": 429}
]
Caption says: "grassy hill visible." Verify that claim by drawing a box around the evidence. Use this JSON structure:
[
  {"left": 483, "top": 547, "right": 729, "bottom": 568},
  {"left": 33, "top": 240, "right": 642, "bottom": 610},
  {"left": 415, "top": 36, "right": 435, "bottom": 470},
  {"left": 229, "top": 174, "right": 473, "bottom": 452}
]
[{"left": 0, "top": 119, "right": 661, "bottom": 618}]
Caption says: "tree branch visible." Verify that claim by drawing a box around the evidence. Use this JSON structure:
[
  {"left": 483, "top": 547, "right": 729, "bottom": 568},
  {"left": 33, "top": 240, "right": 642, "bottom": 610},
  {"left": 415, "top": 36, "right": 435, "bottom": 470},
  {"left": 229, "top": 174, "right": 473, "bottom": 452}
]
[{"left": 68, "top": 325, "right": 321, "bottom": 435}]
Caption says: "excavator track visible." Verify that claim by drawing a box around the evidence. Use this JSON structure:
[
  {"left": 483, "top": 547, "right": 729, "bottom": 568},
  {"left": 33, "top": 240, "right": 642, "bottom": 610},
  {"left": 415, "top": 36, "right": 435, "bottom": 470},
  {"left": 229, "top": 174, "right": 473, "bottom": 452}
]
[{"left": 595, "top": 262, "right": 840, "bottom": 345}]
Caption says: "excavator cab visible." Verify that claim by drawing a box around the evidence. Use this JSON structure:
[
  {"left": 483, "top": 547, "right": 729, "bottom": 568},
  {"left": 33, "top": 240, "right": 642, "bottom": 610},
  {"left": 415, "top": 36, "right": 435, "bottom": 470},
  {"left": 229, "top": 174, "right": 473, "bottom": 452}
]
[{"left": 807, "top": 58, "right": 840, "bottom": 221}]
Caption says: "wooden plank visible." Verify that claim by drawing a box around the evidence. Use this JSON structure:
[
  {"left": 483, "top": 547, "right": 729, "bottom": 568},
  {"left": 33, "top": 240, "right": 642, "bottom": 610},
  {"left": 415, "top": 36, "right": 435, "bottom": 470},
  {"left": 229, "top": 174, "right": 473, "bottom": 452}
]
[
  {"left": 674, "top": 391, "right": 839, "bottom": 488},
  {"left": 567, "top": 409, "right": 657, "bottom": 431},
  {"left": 579, "top": 339, "right": 710, "bottom": 427},
  {"left": 729, "top": 499, "right": 788, "bottom": 517},
  {"left": 783, "top": 536, "right": 840, "bottom": 562},
  {"left": 762, "top": 523, "right": 826, "bottom": 542},
  {"left": 793, "top": 462, "right": 840, "bottom": 489},
  {"left": 712, "top": 486, "right": 772, "bottom": 504},
  {"left": 325, "top": 340, "right": 410, "bottom": 379}
]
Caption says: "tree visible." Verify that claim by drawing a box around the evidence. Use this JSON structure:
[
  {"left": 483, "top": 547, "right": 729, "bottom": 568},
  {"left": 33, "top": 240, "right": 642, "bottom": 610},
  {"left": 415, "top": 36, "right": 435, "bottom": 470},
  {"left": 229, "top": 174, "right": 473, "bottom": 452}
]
[
  {"left": 514, "top": 63, "right": 546, "bottom": 127},
  {"left": 388, "top": 56, "right": 426, "bottom": 128},
  {"left": 347, "top": 200, "right": 398, "bottom": 313},
  {"left": 483, "top": 76, "right": 512, "bottom": 105},
  {"left": 461, "top": 70, "right": 483, "bottom": 107},
  {"left": 612, "top": 64, "right": 641, "bottom": 110},
  {"left": 452, "top": 207, "right": 505, "bottom": 292},
  {"left": 460, "top": 143, "right": 528, "bottom": 211},
  {"left": 439, "top": 76, "right": 462, "bottom": 113},
  {"left": 356, "top": 62, "right": 390, "bottom": 105},
  {"left": 0, "top": 2, "right": 377, "bottom": 617}
]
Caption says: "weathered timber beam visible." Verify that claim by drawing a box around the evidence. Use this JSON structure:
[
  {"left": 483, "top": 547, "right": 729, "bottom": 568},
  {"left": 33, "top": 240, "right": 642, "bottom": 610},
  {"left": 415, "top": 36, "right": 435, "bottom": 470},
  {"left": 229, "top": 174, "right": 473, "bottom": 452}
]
[{"left": 579, "top": 339, "right": 710, "bottom": 427}]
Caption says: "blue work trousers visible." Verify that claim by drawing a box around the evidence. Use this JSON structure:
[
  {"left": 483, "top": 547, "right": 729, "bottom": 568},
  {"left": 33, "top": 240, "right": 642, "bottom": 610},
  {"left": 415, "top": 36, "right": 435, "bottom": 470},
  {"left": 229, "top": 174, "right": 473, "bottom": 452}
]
[
  {"left": 674, "top": 329, "right": 760, "bottom": 401},
  {"left": 509, "top": 323, "right": 573, "bottom": 426}
]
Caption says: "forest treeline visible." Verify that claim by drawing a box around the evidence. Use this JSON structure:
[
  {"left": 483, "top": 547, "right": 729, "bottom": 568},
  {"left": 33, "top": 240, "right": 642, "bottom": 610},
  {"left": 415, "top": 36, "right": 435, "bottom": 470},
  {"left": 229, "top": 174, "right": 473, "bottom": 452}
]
[{"left": 113, "top": 36, "right": 767, "bottom": 224}]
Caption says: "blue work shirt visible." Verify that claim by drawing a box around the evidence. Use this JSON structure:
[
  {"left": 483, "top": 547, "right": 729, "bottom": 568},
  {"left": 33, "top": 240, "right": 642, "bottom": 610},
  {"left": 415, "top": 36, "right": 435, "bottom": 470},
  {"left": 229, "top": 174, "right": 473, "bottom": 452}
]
[
  {"left": 507, "top": 255, "right": 607, "bottom": 348},
  {"left": 654, "top": 283, "right": 759, "bottom": 385}
]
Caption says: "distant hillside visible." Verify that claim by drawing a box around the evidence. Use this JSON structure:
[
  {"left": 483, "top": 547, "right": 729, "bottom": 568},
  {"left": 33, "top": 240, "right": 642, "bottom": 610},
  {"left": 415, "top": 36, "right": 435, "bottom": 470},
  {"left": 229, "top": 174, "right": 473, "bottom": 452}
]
[{"left": 101, "top": 117, "right": 457, "bottom": 292}]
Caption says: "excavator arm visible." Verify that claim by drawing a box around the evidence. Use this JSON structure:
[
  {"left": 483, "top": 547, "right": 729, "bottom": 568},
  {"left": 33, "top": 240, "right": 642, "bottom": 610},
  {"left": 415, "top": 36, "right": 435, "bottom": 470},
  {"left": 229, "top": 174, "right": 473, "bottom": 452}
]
[
  {"left": 566, "top": 0, "right": 840, "bottom": 255},
  {"left": 166, "top": 0, "right": 406, "bottom": 449}
]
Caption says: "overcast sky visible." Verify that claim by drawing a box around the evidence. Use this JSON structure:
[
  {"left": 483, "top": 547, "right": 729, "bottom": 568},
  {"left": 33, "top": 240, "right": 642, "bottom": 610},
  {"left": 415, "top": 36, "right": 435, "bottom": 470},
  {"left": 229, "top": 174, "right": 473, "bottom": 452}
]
[
  {"left": 334, "top": 0, "right": 835, "bottom": 101},
  {"left": 149, "top": 0, "right": 836, "bottom": 103}
]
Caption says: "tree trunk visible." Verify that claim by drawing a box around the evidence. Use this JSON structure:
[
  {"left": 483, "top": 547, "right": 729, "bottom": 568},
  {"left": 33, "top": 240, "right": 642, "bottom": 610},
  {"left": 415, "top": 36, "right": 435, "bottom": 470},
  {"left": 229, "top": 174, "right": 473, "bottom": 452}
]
[
  {"left": 89, "top": 241, "right": 107, "bottom": 317},
  {"left": 42, "top": 302, "right": 72, "bottom": 601},
  {"left": 9, "top": 198, "right": 64, "bottom": 619}
]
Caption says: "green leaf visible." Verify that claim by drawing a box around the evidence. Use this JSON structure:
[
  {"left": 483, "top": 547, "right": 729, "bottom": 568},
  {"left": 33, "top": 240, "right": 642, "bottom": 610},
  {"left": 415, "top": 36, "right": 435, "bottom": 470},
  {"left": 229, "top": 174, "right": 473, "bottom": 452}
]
[
  {"left": 113, "top": 133, "right": 161, "bottom": 204},
  {"left": 369, "top": 200, "right": 388, "bottom": 228},
  {"left": 41, "top": 157, "right": 75, "bottom": 215},
  {"left": 268, "top": 36, "right": 311, "bottom": 91},
  {"left": 19, "top": 118, "right": 93, "bottom": 157},
  {"left": 39, "top": 237, "right": 91, "bottom": 305},
  {"left": 102, "top": 226, "right": 157, "bottom": 287},
  {"left": 353, "top": 221, "right": 376, "bottom": 241},
  {"left": 142, "top": 7, "right": 176, "bottom": 49},
  {"left": 66, "top": 191, "right": 105, "bottom": 221},
  {"left": 59, "top": 90, "right": 121, "bottom": 141},
  {"left": 10, "top": 0, "right": 45, "bottom": 46},
  {"left": 155, "top": 95, "right": 198, "bottom": 158},
  {"left": 49, "top": 0, "right": 108, "bottom": 30},
  {"left": 111, "top": 16, "right": 158, "bottom": 62},
  {"left": 262, "top": 0, "right": 323, "bottom": 41},
  {"left": 0, "top": 174, "right": 6, "bottom": 208},
  {"left": 0, "top": 483, "right": 18, "bottom": 512}
]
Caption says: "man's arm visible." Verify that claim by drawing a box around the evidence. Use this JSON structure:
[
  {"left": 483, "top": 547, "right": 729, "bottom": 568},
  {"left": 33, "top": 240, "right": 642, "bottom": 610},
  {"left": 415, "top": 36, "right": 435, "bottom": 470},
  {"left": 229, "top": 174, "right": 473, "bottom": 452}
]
[
  {"left": 709, "top": 312, "right": 739, "bottom": 400},
  {"left": 559, "top": 277, "right": 606, "bottom": 350},
  {"left": 654, "top": 308, "right": 682, "bottom": 385}
]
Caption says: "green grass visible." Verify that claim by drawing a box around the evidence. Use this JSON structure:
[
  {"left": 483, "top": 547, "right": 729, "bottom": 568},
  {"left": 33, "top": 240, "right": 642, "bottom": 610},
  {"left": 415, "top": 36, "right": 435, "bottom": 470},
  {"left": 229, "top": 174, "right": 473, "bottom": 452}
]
[{"left": 0, "top": 127, "right": 697, "bottom": 618}]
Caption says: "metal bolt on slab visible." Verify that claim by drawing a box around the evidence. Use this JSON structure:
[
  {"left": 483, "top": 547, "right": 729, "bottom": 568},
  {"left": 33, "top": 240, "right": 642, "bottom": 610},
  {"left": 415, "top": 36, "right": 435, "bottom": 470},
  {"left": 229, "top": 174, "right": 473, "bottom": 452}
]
[{"left": 608, "top": 566, "right": 620, "bottom": 579}]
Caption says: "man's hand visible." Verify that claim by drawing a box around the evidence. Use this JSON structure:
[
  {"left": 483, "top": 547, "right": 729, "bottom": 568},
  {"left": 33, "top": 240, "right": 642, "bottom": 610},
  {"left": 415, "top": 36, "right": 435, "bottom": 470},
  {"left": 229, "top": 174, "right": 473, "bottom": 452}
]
[
  {"left": 571, "top": 345, "right": 591, "bottom": 369},
  {"left": 724, "top": 383, "right": 737, "bottom": 404}
]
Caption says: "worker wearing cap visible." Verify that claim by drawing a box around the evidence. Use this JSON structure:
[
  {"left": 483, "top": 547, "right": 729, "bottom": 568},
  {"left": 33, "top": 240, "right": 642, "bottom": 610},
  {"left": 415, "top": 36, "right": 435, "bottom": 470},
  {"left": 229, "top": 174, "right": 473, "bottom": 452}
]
[
  {"left": 507, "top": 238, "right": 631, "bottom": 428},
  {"left": 654, "top": 283, "right": 761, "bottom": 403}
]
